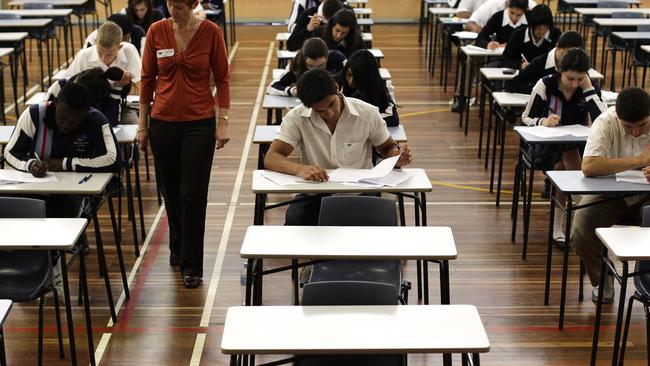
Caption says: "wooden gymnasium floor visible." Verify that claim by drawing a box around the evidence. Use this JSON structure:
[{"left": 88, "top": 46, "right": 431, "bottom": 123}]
[{"left": 2, "top": 20, "right": 650, "bottom": 366}]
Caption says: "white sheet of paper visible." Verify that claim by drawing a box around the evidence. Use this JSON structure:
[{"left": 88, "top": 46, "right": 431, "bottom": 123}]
[
  {"left": 616, "top": 170, "right": 649, "bottom": 185},
  {"left": 112, "top": 126, "right": 123, "bottom": 135},
  {"left": 260, "top": 170, "right": 311, "bottom": 185},
  {"left": 453, "top": 31, "right": 478, "bottom": 39},
  {"left": 0, "top": 169, "right": 57, "bottom": 183},
  {"left": 515, "top": 124, "right": 590, "bottom": 138},
  {"left": 362, "top": 169, "right": 411, "bottom": 187},
  {"left": 328, "top": 155, "right": 400, "bottom": 182},
  {"left": 464, "top": 44, "right": 487, "bottom": 51}
]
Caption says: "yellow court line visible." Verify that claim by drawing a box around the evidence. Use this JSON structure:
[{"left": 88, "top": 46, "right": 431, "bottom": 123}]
[
  {"left": 400, "top": 108, "right": 449, "bottom": 118},
  {"left": 430, "top": 180, "right": 542, "bottom": 198}
]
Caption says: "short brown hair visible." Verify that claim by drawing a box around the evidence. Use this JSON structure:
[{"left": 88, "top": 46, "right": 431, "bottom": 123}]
[{"left": 97, "top": 21, "right": 123, "bottom": 48}]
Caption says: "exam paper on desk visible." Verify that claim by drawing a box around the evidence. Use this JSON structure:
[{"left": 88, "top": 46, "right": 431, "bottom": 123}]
[
  {"left": 514, "top": 124, "right": 590, "bottom": 138},
  {"left": 0, "top": 169, "right": 58, "bottom": 184},
  {"left": 616, "top": 170, "right": 649, "bottom": 185}
]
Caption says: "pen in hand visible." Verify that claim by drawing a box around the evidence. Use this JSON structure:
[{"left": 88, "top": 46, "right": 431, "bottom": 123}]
[{"left": 78, "top": 174, "right": 93, "bottom": 184}]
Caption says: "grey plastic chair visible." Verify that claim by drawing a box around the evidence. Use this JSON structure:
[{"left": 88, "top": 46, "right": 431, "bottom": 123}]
[
  {"left": 305, "top": 196, "right": 409, "bottom": 305},
  {"left": 616, "top": 206, "right": 650, "bottom": 366},
  {"left": 0, "top": 197, "right": 65, "bottom": 365}
]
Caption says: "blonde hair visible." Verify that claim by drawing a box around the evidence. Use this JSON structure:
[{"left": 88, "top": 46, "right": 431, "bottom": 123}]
[{"left": 96, "top": 21, "right": 123, "bottom": 48}]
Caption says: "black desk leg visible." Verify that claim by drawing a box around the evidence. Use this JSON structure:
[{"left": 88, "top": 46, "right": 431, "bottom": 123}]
[
  {"left": 544, "top": 185, "right": 557, "bottom": 306},
  {"left": 253, "top": 259, "right": 263, "bottom": 305},
  {"left": 484, "top": 96, "right": 493, "bottom": 169},
  {"left": 473, "top": 353, "right": 480, "bottom": 366},
  {"left": 79, "top": 249, "right": 96, "bottom": 366},
  {"left": 230, "top": 355, "right": 237, "bottom": 366},
  {"left": 133, "top": 148, "right": 146, "bottom": 242},
  {"left": 489, "top": 111, "right": 500, "bottom": 193},
  {"left": 458, "top": 54, "right": 467, "bottom": 129},
  {"left": 558, "top": 198, "right": 573, "bottom": 330},
  {"left": 420, "top": 192, "right": 428, "bottom": 226},
  {"left": 611, "top": 261, "right": 629, "bottom": 366},
  {"left": 124, "top": 160, "right": 141, "bottom": 256},
  {"left": 418, "top": 0, "right": 425, "bottom": 46},
  {"left": 464, "top": 64, "right": 473, "bottom": 136},
  {"left": 107, "top": 197, "right": 130, "bottom": 300},
  {"left": 495, "top": 112, "right": 507, "bottom": 206},
  {"left": 478, "top": 83, "right": 487, "bottom": 158},
  {"left": 254, "top": 194, "right": 266, "bottom": 225},
  {"left": 93, "top": 214, "right": 118, "bottom": 323},
  {"left": 522, "top": 166, "right": 535, "bottom": 259},
  {"left": 292, "top": 259, "right": 299, "bottom": 305},
  {"left": 511, "top": 146, "right": 522, "bottom": 242},
  {"left": 266, "top": 109, "right": 272, "bottom": 125},
  {"left": 0, "top": 327, "right": 5, "bottom": 366},
  {"left": 58, "top": 251, "right": 78, "bottom": 366},
  {"left": 423, "top": 260, "right": 429, "bottom": 305},
  {"left": 397, "top": 193, "right": 406, "bottom": 226},
  {"left": 590, "top": 246, "right": 609, "bottom": 366},
  {"left": 245, "top": 258, "right": 253, "bottom": 306}
]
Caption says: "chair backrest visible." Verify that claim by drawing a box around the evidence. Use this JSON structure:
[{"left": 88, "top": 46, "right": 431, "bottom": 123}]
[
  {"left": 317, "top": 196, "right": 397, "bottom": 226},
  {"left": 638, "top": 24, "right": 650, "bottom": 32},
  {"left": 598, "top": 1, "right": 628, "bottom": 8},
  {"left": 0, "top": 13, "right": 21, "bottom": 19},
  {"left": 0, "top": 197, "right": 46, "bottom": 218},
  {"left": 633, "top": 206, "right": 650, "bottom": 298},
  {"left": 23, "top": 2, "right": 53, "bottom": 9},
  {"left": 301, "top": 281, "right": 399, "bottom": 305},
  {"left": 612, "top": 11, "right": 645, "bottom": 18}
]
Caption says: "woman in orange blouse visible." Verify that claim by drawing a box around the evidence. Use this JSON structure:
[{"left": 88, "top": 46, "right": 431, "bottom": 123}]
[{"left": 136, "top": 0, "right": 230, "bottom": 288}]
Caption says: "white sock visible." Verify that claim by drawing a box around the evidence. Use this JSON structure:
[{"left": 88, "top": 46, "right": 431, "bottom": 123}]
[{"left": 553, "top": 207, "right": 565, "bottom": 239}]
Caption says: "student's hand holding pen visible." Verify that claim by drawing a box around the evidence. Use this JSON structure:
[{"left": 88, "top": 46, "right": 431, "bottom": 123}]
[
  {"left": 296, "top": 164, "right": 329, "bottom": 182},
  {"left": 542, "top": 114, "right": 561, "bottom": 127},
  {"left": 395, "top": 143, "right": 413, "bottom": 167},
  {"left": 307, "top": 14, "right": 322, "bottom": 32},
  {"left": 29, "top": 152, "right": 48, "bottom": 178}
]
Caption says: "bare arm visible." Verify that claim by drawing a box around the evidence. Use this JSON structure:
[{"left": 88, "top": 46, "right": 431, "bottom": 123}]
[
  {"left": 375, "top": 137, "right": 412, "bottom": 167},
  {"left": 465, "top": 22, "right": 482, "bottom": 33},
  {"left": 582, "top": 145, "right": 650, "bottom": 176},
  {"left": 264, "top": 139, "right": 329, "bottom": 181},
  {"left": 456, "top": 10, "right": 470, "bottom": 19}
]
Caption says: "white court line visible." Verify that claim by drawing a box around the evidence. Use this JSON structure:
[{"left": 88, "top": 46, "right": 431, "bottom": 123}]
[
  {"left": 198, "top": 41, "right": 274, "bottom": 328},
  {"left": 189, "top": 333, "right": 207, "bottom": 366}
]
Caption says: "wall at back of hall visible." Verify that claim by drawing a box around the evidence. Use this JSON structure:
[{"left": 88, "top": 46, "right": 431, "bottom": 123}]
[{"left": 109, "top": 0, "right": 423, "bottom": 23}]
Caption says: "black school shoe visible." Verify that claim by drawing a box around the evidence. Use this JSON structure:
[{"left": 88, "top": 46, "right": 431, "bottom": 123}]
[
  {"left": 182, "top": 274, "right": 202, "bottom": 288},
  {"left": 169, "top": 251, "right": 180, "bottom": 266},
  {"left": 541, "top": 179, "right": 551, "bottom": 199},
  {"left": 451, "top": 96, "right": 461, "bottom": 113}
]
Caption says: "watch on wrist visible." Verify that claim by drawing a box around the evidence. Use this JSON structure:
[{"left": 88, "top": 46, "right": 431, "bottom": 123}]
[{"left": 218, "top": 115, "right": 229, "bottom": 121}]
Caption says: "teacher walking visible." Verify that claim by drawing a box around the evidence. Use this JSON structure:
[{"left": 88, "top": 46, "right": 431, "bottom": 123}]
[{"left": 136, "top": 0, "right": 230, "bottom": 288}]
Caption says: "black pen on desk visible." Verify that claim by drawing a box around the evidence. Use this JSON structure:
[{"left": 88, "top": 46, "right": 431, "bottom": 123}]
[{"left": 78, "top": 174, "right": 92, "bottom": 184}]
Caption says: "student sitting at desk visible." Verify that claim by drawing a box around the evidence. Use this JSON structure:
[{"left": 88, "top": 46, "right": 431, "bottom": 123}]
[
  {"left": 316, "top": 9, "right": 365, "bottom": 58},
  {"left": 287, "top": 0, "right": 344, "bottom": 51},
  {"left": 338, "top": 49, "right": 399, "bottom": 126},
  {"left": 84, "top": 14, "right": 145, "bottom": 57},
  {"left": 474, "top": 0, "right": 529, "bottom": 50},
  {"left": 268, "top": 38, "right": 346, "bottom": 97},
  {"left": 264, "top": 69, "right": 412, "bottom": 225},
  {"left": 466, "top": 0, "right": 537, "bottom": 33},
  {"left": 456, "top": 0, "right": 485, "bottom": 19},
  {"left": 500, "top": 4, "right": 560, "bottom": 70},
  {"left": 69, "top": 21, "right": 142, "bottom": 126},
  {"left": 571, "top": 87, "right": 650, "bottom": 304},
  {"left": 508, "top": 30, "right": 583, "bottom": 94},
  {"left": 4, "top": 83, "right": 120, "bottom": 217},
  {"left": 522, "top": 48, "right": 607, "bottom": 246},
  {"left": 123, "top": 0, "right": 165, "bottom": 33},
  {"left": 46, "top": 67, "right": 124, "bottom": 112},
  {"left": 287, "top": 0, "right": 323, "bottom": 32}
]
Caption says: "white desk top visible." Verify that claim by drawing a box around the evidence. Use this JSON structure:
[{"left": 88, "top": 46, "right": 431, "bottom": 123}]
[
  {"left": 252, "top": 124, "right": 407, "bottom": 144},
  {"left": 492, "top": 92, "right": 529, "bottom": 107},
  {"left": 8, "top": 0, "right": 88, "bottom": 6},
  {"left": 594, "top": 18, "right": 650, "bottom": 27},
  {"left": 0, "top": 18, "right": 52, "bottom": 27},
  {"left": 642, "top": 45, "right": 650, "bottom": 53},
  {"left": 357, "top": 18, "right": 373, "bottom": 25},
  {"left": 24, "top": 91, "right": 45, "bottom": 106},
  {"left": 221, "top": 305, "right": 490, "bottom": 355},
  {"left": 262, "top": 94, "right": 301, "bottom": 110},
  {"left": 440, "top": 16, "right": 468, "bottom": 24},
  {"left": 453, "top": 31, "right": 478, "bottom": 40},
  {"left": 0, "top": 124, "right": 136, "bottom": 144},
  {"left": 276, "top": 32, "right": 372, "bottom": 42},
  {"left": 271, "top": 66, "right": 388, "bottom": 81},
  {"left": 0, "top": 218, "right": 87, "bottom": 250},
  {"left": 0, "top": 47, "right": 13, "bottom": 58},
  {"left": 547, "top": 170, "right": 650, "bottom": 194},
  {"left": 461, "top": 45, "right": 504, "bottom": 57},
  {"left": 0, "top": 32, "right": 27, "bottom": 42},
  {"left": 241, "top": 225, "right": 457, "bottom": 260},
  {"left": 565, "top": 0, "right": 640, "bottom": 4},
  {"left": 596, "top": 227, "right": 650, "bottom": 261},
  {"left": 481, "top": 67, "right": 604, "bottom": 81},
  {"left": 0, "top": 170, "right": 113, "bottom": 195},
  {"left": 0, "top": 9, "right": 73, "bottom": 17},
  {"left": 575, "top": 7, "right": 650, "bottom": 15},
  {"left": 428, "top": 7, "right": 456, "bottom": 15},
  {"left": 347, "top": 0, "right": 368, "bottom": 4},
  {"left": 252, "top": 168, "right": 432, "bottom": 194},
  {"left": 611, "top": 31, "right": 650, "bottom": 40},
  {"left": 353, "top": 7, "right": 372, "bottom": 15},
  {"left": 514, "top": 125, "right": 590, "bottom": 144},
  {"left": 0, "top": 300, "right": 11, "bottom": 327}
]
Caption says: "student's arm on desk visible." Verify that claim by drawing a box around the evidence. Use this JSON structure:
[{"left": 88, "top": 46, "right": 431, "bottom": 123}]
[
  {"left": 465, "top": 21, "right": 481, "bottom": 33},
  {"left": 264, "top": 139, "right": 329, "bottom": 182},
  {"left": 582, "top": 148, "right": 650, "bottom": 178},
  {"left": 376, "top": 137, "right": 412, "bottom": 167}
]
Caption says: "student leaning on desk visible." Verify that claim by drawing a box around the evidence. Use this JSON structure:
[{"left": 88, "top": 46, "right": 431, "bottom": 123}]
[
  {"left": 264, "top": 69, "right": 412, "bottom": 226},
  {"left": 571, "top": 87, "right": 650, "bottom": 304},
  {"left": 3, "top": 83, "right": 120, "bottom": 217}
]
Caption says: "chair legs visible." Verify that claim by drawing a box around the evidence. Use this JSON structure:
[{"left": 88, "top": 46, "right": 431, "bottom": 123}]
[
  {"left": 619, "top": 295, "right": 636, "bottom": 365},
  {"left": 52, "top": 289, "right": 65, "bottom": 359},
  {"left": 37, "top": 296, "right": 44, "bottom": 366},
  {"left": 619, "top": 294, "right": 650, "bottom": 366}
]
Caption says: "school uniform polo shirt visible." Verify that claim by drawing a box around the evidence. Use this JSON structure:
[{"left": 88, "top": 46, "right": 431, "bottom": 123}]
[
  {"left": 276, "top": 95, "right": 391, "bottom": 169},
  {"left": 469, "top": 0, "right": 537, "bottom": 28},
  {"left": 65, "top": 42, "right": 142, "bottom": 86}
]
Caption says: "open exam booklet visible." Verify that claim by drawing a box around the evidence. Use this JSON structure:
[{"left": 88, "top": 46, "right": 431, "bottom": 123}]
[
  {"left": 261, "top": 155, "right": 410, "bottom": 187},
  {"left": 0, "top": 169, "right": 58, "bottom": 185}
]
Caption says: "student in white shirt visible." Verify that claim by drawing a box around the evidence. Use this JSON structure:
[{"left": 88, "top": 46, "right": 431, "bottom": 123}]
[
  {"left": 265, "top": 69, "right": 412, "bottom": 225},
  {"left": 467, "top": 0, "right": 537, "bottom": 32},
  {"left": 67, "top": 21, "right": 141, "bottom": 125},
  {"left": 456, "top": 0, "right": 484, "bottom": 19},
  {"left": 572, "top": 87, "right": 650, "bottom": 304}
]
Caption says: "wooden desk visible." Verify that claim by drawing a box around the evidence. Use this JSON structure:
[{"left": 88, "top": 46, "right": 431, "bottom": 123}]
[
  {"left": 241, "top": 225, "right": 457, "bottom": 306},
  {"left": 545, "top": 170, "right": 650, "bottom": 330},
  {"left": 511, "top": 126, "right": 589, "bottom": 259},
  {"left": 0, "top": 218, "right": 87, "bottom": 366},
  {"left": 0, "top": 299, "right": 11, "bottom": 366},
  {"left": 591, "top": 227, "right": 650, "bottom": 366},
  {"left": 252, "top": 168, "right": 432, "bottom": 226},
  {"left": 221, "top": 305, "right": 489, "bottom": 365}
]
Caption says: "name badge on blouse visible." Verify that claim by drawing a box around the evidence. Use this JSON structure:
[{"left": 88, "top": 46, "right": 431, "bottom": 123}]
[{"left": 157, "top": 49, "right": 175, "bottom": 58}]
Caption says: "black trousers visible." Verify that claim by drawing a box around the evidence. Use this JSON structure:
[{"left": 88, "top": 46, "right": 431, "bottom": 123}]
[
  {"left": 150, "top": 117, "right": 216, "bottom": 277},
  {"left": 285, "top": 194, "right": 327, "bottom": 226}
]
